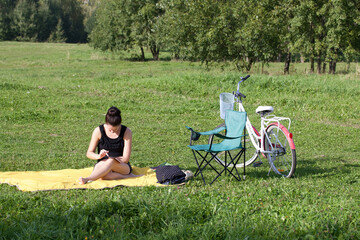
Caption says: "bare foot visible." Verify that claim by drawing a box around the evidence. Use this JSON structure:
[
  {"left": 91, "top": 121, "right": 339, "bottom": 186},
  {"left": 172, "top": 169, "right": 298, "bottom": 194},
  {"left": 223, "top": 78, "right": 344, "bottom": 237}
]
[{"left": 79, "top": 177, "right": 89, "bottom": 185}]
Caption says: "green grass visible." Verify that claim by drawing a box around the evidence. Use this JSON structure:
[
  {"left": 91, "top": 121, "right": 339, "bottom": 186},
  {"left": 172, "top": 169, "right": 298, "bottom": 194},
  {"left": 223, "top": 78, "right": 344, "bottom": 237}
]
[{"left": 0, "top": 41, "right": 359, "bottom": 239}]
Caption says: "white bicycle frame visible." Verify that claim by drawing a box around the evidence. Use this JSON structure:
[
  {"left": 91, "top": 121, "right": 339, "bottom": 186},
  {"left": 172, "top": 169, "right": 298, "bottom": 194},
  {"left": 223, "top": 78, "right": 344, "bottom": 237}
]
[{"left": 235, "top": 97, "right": 292, "bottom": 155}]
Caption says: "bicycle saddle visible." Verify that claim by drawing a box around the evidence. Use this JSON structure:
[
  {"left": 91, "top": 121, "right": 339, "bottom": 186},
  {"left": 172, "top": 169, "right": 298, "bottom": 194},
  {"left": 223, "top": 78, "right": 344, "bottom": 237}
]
[{"left": 256, "top": 106, "right": 274, "bottom": 115}]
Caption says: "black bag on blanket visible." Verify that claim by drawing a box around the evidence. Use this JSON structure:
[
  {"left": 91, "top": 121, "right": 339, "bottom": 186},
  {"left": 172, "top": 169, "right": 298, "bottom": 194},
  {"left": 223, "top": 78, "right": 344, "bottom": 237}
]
[{"left": 156, "top": 165, "right": 186, "bottom": 185}]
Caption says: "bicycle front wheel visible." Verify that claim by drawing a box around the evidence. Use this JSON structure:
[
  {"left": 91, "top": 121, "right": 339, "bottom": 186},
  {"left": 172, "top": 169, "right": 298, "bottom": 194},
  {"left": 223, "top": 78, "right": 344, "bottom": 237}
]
[
  {"left": 208, "top": 123, "right": 259, "bottom": 168},
  {"left": 264, "top": 123, "right": 296, "bottom": 177}
]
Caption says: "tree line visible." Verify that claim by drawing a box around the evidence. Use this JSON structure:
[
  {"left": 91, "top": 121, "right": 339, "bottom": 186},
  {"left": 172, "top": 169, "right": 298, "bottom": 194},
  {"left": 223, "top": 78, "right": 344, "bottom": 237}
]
[
  {"left": 0, "top": 0, "right": 96, "bottom": 43},
  {"left": 89, "top": 0, "right": 360, "bottom": 74},
  {"left": 1, "top": 0, "right": 359, "bottom": 74}
]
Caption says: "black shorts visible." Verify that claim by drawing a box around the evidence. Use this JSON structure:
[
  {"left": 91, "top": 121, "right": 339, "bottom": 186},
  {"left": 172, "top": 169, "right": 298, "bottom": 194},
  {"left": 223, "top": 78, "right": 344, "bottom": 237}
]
[{"left": 96, "top": 158, "right": 132, "bottom": 174}]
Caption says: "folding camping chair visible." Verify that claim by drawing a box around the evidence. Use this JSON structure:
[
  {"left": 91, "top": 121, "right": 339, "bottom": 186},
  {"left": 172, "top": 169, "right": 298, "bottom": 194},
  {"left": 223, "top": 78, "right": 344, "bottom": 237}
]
[{"left": 186, "top": 110, "right": 247, "bottom": 184}]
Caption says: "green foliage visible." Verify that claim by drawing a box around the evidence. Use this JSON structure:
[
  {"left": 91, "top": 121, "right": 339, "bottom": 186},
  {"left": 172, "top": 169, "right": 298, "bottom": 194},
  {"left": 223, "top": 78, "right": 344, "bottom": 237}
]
[
  {"left": 0, "top": 0, "right": 17, "bottom": 40},
  {"left": 48, "top": 18, "right": 66, "bottom": 43},
  {"left": 1, "top": 0, "right": 359, "bottom": 73},
  {"left": 161, "top": 0, "right": 360, "bottom": 73},
  {"left": 89, "top": 0, "right": 133, "bottom": 52},
  {"left": 59, "top": 0, "right": 87, "bottom": 43},
  {"left": 82, "top": 0, "right": 99, "bottom": 35},
  {"left": 290, "top": 0, "right": 360, "bottom": 73},
  {"left": 0, "top": 42, "right": 359, "bottom": 239},
  {"left": 12, "top": 0, "right": 39, "bottom": 41},
  {"left": 232, "top": 0, "right": 282, "bottom": 70},
  {"left": 0, "top": 0, "right": 87, "bottom": 42},
  {"left": 89, "top": 0, "right": 165, "bottom": 60},
  {"left": 163, "top": 0, "right": 287, "bottom": 70}
]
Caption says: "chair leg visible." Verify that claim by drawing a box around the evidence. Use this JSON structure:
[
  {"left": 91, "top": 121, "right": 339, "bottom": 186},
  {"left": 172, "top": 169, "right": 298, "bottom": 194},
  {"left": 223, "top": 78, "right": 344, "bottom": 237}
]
[
  {"left": 192, "top": 148, "right": 245, "bottom": 184},
  {"left": 193, "top": 151, "right": 208, "bottom": 177},
  {"left": 243, "top": 130, "right": 246, "bottom": 180},
  {"left": 192, "top": 150, "right": 222, "bottom": 184},
  {"left": 195, "top": 152, "right": 222, "bottom": 176},
  {"left": 225, "top": 149, "right": 243, "bottom": 181},
  {"left": 225, "top": 151, "right": 227, "bottom": 176},
  {"left": 191, "top": 150, "right": 207, "bottom": 184}
]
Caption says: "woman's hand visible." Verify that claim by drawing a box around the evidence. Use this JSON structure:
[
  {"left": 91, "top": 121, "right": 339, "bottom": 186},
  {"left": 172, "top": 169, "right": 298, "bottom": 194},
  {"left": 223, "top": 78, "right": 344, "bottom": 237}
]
[{"left": 98, "top": 149, "right": 109, "bottom": 159}]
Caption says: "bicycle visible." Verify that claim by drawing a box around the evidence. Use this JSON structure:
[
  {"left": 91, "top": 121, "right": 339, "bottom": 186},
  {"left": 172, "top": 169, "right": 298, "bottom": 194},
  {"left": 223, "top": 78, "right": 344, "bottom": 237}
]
[{"left": 208, "top": 75, "right": 296, "bottom": 178}]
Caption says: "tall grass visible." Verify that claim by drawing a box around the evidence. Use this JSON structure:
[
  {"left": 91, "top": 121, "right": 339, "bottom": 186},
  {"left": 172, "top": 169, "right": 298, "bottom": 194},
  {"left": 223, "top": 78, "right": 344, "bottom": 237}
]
[{"left": 0, "top": 42, "right": 359, "bottom": 239}]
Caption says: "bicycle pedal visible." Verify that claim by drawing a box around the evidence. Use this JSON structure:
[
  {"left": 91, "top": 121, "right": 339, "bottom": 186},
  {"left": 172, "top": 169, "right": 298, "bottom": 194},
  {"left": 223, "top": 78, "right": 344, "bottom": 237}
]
[{"left": 253, "top": 161, "right": 263, "bottom": 167}]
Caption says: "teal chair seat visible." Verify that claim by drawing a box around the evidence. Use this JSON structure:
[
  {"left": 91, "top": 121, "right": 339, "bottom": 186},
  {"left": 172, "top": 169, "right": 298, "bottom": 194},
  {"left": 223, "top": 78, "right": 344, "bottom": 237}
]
[
  {"left": 188, "top": 143, "right": 242, "bottom": 153},
  {"left": 186, "top": 110, "right": 247, "bottom": 184}
]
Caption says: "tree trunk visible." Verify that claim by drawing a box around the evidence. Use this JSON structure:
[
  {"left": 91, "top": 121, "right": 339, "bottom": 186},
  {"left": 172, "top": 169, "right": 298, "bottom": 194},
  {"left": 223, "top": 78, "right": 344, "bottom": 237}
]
[
  {"left": 140, "top": 47, "right": 145, "bottom": 61},
  {"left": 317, "top": 52, "right": 322, "bottom": 74},
  {"left": 246, "top": 58, "right": 253, "bottom": 72},
  {"left": 150, "top": 44, "right": 160, "bottom": 61},
  {"left": 329, "top": 60, "right": 337, "bottom": 74},
  {"left": 310, "top": 31, "right": 315, "bottom": 73},
  {"left": 322, "top": 62, "right": 326, "bottom": 74},
  {"left": 174, "top": 52, "right": 180, "bottom": 60},
  {"left": 284, "top": 51, "right": 291, "bottom": 74},
  {"left": 152, "top": 50, "right": 159, "bottom": 61},
  {"left": 310, "top": 57, "right": 315, "bottom": 73},
  {"left": 329, "top": 48, "right": 339, "bottom": 74},
  {"left": 329, "top": 61, "right": 333, "bottom": 74}
]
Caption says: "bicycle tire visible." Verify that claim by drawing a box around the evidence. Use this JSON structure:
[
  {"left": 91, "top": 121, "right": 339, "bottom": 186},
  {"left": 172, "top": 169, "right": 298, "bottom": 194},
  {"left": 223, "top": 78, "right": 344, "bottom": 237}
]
[
  {"left": 264, "top": 123, "right": 296, "bottom": 177},
  {"left": 208, "top": 123, "right": 259, "bottom": 168}
]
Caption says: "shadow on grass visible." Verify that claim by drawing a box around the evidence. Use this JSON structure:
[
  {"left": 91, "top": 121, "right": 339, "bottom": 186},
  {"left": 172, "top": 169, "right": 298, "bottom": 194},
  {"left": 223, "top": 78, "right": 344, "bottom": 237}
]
[
  {"left": 184, "top": 164, "right": 274, "bottom": 183},
  {"left": 124, "top": 56, "right": 172, "bottom": 62},
  {"left": 185, "top": 156, "right": 360, "bottom": 183},
  {"left": 290, "top": 158, "right": 360, "bottom": 179}
]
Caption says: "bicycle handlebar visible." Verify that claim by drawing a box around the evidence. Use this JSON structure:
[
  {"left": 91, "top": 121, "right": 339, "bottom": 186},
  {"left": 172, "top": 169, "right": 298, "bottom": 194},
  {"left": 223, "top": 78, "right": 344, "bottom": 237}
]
[
  {"left": 242, "top": 75, "right": 251, "bottom": 81},
  {"left": 235, "top": 75, "right": 250, "bottom": 99}
]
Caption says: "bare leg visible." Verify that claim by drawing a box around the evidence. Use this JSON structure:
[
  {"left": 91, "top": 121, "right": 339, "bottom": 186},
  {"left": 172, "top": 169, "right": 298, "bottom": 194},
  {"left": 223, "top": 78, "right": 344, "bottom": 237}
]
[
  {"left": 79, "top": 159, "right": 143, "bottom": 184},
  {"left": 79, "top": 159, "right": 115, "bottom": 184},
  {"left": 101, "top": 171, "right": 141, "bottom": 180},
  {"left": 101, "top": 160, "right": 143, "bottom": 180}
]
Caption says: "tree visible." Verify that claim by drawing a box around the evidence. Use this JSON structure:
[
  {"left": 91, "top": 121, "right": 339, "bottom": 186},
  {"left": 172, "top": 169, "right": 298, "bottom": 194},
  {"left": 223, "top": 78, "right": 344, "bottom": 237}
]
[
  {"left": 90, "top": 0, "right": 165, "bottom": 61},
  {"left": 272, "top": 0, "right": 299, "bottom": 74},
  {"left": 48, "top": 18, "right": 66, "bottom": 42},
  {"left": 82, "top": 0, "right": 100, "bottom": 35},
  {"left": 60, "top": 0, "right": 87, "bottom": 42},
  {"left": 232, "top": 0, "right": 282, "bottom": 71},
  {"left": 131, "top": 0, "right": 165, "bottom": 60},
  {"left": 1, "top": 0, "right": 86, "bottom": 42},
  {"left": 290, "top": 0, "right": 360, "bottom": 74},
  {"left": 0, "top": 0, "right": 17, "bottom": 40},
  {"left": 12, "top": 0, "right": 39, "bottom": 41},
  {"left": 36, "top": 0, "right": 53, "bottom": 42},
  {"left": 163, "top": 0, "right": 281, "bottom": 71},
  {"left": 325, "top": 0, "right": 360, "bottom": 74}
]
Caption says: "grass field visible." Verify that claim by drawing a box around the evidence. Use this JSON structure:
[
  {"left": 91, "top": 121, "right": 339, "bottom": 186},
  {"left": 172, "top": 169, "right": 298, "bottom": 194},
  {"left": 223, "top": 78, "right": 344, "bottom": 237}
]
[{"left": 0, "top": 41, "right": 359, "bottom": 239}]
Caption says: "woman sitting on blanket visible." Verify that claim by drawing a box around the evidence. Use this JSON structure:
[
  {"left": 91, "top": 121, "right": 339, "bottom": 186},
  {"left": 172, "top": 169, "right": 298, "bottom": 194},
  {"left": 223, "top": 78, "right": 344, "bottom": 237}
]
[{"left": 79, "top": 106, "right": 141, "bottom": 184}]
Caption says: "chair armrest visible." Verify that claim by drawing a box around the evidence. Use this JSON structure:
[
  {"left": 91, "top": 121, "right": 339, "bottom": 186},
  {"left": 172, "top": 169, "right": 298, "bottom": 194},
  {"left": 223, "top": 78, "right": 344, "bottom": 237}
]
[
  {"left": 214, "top": 134, "right": 247, "bottom": 140},
  {"left": 198, "top": 126, "right": 226, "bottom": 135},
  {"left": 186, "top": 126, "right": 226, "bottom": 145},
  {"left": 186, "top": 126, "right": 226, "bottom": 136}
]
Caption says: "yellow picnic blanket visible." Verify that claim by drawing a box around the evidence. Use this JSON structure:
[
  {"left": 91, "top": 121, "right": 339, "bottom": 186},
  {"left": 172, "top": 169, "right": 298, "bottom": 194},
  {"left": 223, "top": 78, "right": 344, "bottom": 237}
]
[{"left": 0, "top": 166, "right": 164, "bottom": 192}]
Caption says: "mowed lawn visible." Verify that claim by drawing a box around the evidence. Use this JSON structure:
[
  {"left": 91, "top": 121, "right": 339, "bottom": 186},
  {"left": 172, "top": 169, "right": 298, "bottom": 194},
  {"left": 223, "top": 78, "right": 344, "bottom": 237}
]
[{"left": 0, "top": 42, "right": 359, "bottom": 239}]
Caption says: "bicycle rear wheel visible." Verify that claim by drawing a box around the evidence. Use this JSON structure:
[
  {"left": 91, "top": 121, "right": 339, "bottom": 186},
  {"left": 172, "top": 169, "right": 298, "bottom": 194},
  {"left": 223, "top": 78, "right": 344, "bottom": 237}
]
[
  {"left": 208, "top": 123, "right": 259, "bottom": 168},
  {"left": 264, "top": 123, "right": 296, "bottom": 177}
]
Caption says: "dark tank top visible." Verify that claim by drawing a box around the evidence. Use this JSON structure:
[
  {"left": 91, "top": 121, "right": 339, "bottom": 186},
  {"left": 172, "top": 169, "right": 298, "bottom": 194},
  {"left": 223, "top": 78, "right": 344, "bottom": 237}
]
[{"left": 98, "top": 124, "right": 127, "bottom": 160}]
